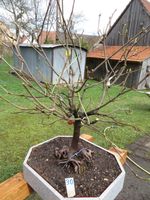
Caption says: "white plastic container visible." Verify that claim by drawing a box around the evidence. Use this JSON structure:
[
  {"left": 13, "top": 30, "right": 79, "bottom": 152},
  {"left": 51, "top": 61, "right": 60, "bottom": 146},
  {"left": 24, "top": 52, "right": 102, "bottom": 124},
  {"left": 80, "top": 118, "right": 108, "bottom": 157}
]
[{"left": 23, "top": 136, "right": 125, "bottom": 200}]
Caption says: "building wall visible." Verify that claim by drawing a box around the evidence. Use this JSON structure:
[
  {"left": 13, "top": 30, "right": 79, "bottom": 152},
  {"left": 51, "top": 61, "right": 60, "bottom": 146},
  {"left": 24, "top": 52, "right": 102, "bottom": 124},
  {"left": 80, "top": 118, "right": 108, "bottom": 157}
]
[
  {"left": 138, "top": 57, "right": 150, "bottom": 89},
  {"left": 53, "top": 47, "right": 86, "bottom": 84},
  {"left": 14, "top": 46, "right": 52, "bottom": 83},
  {"left": 86, "top": 57, "right": 142, "bottom": 88},
  {"left": 53, "top": 47, "right": 69, "bottom": 84},
  {"left": 106, "top": 0, "right": 150, "bottom": 45},
  {"left": 86, "top": 58, "right": 107, "bottom": 80},
  {"left": 14, "top": 45, "right": 86, "bottom": 84}
]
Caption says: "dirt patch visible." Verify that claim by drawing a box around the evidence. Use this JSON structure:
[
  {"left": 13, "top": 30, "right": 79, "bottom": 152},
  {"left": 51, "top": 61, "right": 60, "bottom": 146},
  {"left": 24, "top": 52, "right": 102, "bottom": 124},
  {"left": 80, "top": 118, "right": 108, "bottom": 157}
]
[{"left": 27, "top": 137, "right": 121, "bottom": 197}]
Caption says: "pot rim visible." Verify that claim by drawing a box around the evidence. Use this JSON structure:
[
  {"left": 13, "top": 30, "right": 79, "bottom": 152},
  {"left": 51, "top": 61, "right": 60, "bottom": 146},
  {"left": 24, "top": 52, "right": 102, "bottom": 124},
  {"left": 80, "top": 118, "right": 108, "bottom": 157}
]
[{"left": 23, "top": 135, "right": 125, "bottom": 199}]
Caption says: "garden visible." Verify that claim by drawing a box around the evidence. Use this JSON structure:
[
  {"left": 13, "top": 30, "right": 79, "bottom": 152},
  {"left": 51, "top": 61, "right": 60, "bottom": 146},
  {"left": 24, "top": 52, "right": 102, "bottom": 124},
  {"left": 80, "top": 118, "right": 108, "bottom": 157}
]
[
  {"left": 0, "top": 1, "right": 150, "bottom": 199},
  {"left": 0, "top": 56, "right": 149, "bottom": 185}
]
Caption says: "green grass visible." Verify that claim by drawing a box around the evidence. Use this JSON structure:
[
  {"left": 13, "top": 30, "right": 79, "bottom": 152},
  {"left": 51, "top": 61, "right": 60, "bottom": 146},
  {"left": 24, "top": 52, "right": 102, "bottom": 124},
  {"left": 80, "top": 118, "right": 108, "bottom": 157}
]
[{"left": 0, "top": 57, "right": 150, "bottom": 183}]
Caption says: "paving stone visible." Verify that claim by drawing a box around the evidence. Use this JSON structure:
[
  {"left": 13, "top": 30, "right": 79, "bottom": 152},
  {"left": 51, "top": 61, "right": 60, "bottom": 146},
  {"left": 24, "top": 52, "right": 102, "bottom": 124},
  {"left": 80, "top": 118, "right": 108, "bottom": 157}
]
[{"left": 117, "top": 135, "right": 150, "bottom": 200}]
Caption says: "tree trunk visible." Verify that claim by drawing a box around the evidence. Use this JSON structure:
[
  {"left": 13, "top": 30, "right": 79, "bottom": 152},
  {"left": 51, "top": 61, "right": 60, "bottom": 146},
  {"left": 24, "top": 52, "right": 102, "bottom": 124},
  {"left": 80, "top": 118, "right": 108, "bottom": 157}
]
[{"left": 71, "top": 120, "right": 81, "bottom": 150}]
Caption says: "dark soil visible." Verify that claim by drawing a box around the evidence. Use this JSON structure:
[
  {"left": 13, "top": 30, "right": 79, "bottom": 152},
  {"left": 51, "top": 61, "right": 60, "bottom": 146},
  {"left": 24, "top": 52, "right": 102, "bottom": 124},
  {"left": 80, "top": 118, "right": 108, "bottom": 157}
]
[{"left": 27, "top": 137, "right": 121, "bottom": 197}]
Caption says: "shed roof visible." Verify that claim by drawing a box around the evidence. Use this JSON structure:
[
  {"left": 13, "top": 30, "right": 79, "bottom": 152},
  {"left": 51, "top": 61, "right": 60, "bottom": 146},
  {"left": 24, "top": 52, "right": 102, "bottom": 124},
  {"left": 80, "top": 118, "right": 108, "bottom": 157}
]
[
  {"left": 87, "top": 46, "right": 150, "bottom": 62},
  {"left": 141, "top": 0, "right": 150, "bottom": 14},
  {"left": 20, "top": 31, "right": 98, "bottom": 48},
  {"left": 19, "top": 43, "right": 64, "bottom": 48},
  {"left": 19, "top": 43, "right": 87, "bottom": 52}
]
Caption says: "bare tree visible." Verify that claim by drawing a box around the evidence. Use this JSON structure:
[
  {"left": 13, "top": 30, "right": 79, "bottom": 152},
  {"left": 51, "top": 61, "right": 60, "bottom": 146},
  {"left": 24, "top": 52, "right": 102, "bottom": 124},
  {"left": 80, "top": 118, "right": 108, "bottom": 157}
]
[
  {"left": 0, "top": 0, "right": 150, "bottom": 173},
  {"left": 0, "top": 0, "right": 30, "bottom": 37},
  {"left": 0, "top": 0, "right": 56, "bottom": 41},
  {"left": 26, "top": 0, "right": 57, "bottom": 43}
]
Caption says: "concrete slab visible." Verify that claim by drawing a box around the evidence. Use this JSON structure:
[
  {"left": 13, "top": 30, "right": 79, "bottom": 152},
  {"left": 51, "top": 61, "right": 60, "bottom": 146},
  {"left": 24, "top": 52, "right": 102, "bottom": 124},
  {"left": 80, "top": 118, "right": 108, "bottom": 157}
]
[
  {"left": 116, "top": 135, "right": 150, "bottom": 200},
  {"left": 139, "top": 91, "right": 150, "bottom": 97}
]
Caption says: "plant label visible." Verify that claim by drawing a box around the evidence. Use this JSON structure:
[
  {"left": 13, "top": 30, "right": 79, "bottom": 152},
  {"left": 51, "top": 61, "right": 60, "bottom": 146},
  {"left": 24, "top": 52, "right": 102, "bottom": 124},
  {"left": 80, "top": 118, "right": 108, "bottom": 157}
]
[{"left": 65, "top": 177, "right": 76, "bottom": 197}]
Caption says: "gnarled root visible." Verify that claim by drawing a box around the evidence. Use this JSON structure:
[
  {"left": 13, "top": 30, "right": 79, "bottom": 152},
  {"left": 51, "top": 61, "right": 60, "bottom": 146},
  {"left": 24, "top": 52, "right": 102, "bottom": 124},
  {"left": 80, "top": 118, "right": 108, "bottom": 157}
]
[
  {"left": 54, "top": 145, "right": 69, "bottom": 159},
  {"left": 54, "top": 147, "right": 94, "bottom": 173},
  {"left": 81, "top": 148, "right": 94, "bottom": 162}
]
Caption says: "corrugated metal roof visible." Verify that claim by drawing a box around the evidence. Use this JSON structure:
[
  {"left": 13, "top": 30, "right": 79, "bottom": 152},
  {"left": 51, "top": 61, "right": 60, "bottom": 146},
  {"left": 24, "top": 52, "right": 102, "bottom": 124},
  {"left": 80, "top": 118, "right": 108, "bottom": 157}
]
[
  {"left": 19, "top": 44, "right": 87, "bottom": 51},
  {"left": 19, "top": 43, "right": 63, "bottom": 48},
  {"left": 87, "top": 46, "right": 150, "bottom": 62},
  {"left": 20, "top": 31, "right": 98, "bottom": 48},
  {"left": 141, "top": 0, "right": 150, "bottom": 14}
]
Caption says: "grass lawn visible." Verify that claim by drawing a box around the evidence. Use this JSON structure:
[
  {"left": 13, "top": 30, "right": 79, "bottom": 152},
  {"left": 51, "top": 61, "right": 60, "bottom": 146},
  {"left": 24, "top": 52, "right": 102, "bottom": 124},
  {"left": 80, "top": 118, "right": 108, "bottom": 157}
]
[{"left": 0, "top": 57, "right": 150, "bottom": 183}]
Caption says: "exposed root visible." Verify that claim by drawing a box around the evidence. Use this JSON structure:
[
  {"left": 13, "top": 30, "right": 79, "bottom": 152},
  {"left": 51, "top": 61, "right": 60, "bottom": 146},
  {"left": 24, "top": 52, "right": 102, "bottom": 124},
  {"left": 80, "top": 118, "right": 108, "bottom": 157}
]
[
  {"left": 70, "top": 159, "right": 83, "bottom": 174},
  {"left": 54, "top": 145, "right": 69, "bottom": 159},
  {"left": 81, "top": 148, "right": 94, "bottom": 162},
  {"left": 54, "top": 146, "right": 94, "bottom": 173}
]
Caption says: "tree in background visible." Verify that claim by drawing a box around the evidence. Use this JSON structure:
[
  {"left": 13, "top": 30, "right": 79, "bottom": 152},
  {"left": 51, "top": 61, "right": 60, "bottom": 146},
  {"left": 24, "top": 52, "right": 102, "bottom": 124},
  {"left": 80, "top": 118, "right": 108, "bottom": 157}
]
[{"left": 0, "top": 0, "right": 29, "bottom": 37}]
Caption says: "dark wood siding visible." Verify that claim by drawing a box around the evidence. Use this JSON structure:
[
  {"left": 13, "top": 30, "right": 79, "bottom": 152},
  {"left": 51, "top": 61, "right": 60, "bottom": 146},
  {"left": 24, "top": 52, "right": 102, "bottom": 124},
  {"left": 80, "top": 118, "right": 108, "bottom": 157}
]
[
  {"left": 106, "top": 0, "right": 150, "bottom": 46},
  {"left": 86, "top": 57, "right": 142, "bottom": 88}
]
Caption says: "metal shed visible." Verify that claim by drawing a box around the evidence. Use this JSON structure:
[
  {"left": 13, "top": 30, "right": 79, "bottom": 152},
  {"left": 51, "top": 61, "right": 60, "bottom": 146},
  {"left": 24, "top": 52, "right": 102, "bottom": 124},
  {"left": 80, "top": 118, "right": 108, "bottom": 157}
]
[{"left": 13, "top": 44, "right": 87, "bottom": 84}]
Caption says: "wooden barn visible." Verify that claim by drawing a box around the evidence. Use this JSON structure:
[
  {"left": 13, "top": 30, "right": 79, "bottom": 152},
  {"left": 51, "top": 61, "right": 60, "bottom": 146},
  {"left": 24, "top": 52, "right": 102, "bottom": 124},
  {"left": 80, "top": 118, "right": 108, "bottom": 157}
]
[
  {"left": 87, "top": 46, "right": 150, "bottom": 89},
  {"left": 86, "top": 0, "right": 150, "bottom": 89},
  {"left": 106, "top": 0, "right": 150, "bottom": 46}
]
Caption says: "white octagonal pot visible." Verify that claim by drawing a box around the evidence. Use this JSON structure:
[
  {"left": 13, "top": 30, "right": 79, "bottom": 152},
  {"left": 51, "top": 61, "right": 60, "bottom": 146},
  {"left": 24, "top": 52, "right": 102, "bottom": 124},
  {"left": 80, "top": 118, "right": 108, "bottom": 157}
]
[{"left": 23, "top": 136, "right": 125, "bottom": 200}]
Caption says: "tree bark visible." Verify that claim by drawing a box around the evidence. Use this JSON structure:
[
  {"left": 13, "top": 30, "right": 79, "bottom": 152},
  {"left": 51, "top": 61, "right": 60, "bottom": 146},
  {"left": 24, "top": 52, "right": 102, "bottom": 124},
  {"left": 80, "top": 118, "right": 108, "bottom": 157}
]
[{"left": 71, "top": 120, "right": 81, "bottom": 150}]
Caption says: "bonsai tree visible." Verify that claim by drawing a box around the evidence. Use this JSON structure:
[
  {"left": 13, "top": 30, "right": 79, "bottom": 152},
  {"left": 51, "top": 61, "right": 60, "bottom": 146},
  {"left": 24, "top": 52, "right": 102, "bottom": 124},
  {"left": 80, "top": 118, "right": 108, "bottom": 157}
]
[{"left": 0, "top": 0, "right": 150, "bottom": 173}]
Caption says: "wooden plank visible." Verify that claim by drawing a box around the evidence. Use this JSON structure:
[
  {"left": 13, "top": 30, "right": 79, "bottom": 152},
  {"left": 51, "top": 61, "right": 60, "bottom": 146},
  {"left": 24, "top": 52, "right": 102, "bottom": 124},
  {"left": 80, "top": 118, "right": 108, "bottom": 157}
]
[
  {"left": 0, "top": 172, "right": 33, "bottom": 200},
  {"left": 80, "top": 134, "right": 94, "bottom": 142},
  {"left": 109, "top": 146, "right": 128, "bottom": 165}
]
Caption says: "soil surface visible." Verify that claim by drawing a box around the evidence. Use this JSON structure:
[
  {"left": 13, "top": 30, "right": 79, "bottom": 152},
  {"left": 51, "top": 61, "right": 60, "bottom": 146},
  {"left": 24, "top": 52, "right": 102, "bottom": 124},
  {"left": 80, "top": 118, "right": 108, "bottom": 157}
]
[{"left": 27, "top": 137, "right": 121, "bottom": 198}]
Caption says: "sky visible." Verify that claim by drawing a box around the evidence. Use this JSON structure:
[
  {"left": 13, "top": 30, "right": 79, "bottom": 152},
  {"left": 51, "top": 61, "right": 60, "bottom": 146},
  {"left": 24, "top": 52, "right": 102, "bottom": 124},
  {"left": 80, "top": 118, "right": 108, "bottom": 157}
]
[
  {"left": 63, "top": 0, "right": 131, "bottom": 35},
  {"left": 1, "top": 0, "right": 150, "bottom": 36}
]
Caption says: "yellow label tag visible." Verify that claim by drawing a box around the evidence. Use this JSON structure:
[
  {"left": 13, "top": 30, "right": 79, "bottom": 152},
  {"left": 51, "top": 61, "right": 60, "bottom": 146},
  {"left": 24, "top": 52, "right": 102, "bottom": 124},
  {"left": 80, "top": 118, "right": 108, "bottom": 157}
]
[{"left": 65, "top": 49, "right": 71, "bottom": 57}]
